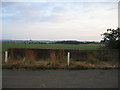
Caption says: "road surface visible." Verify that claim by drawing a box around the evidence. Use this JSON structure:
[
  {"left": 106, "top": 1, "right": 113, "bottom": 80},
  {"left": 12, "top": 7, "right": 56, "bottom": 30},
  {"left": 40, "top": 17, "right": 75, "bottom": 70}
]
[{"left": 2, "top": 69, "right": 118, "bottom": 88}]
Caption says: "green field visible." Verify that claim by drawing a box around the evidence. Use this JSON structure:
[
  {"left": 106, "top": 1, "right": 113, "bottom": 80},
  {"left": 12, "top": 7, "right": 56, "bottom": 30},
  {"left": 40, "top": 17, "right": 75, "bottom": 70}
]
[{"left": 2, "top": 42, "right": 103, "bottom": 52}]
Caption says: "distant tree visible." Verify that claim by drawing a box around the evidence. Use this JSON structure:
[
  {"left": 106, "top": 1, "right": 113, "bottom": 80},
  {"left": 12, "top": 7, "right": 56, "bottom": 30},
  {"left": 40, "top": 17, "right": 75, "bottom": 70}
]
[{"left": 101, "top": 28, "right": 120, "bottom": 49}]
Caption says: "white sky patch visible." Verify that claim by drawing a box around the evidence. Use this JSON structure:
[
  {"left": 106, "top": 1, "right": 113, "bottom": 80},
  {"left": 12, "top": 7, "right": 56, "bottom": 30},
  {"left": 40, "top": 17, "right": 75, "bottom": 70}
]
[
  {"left": 1, "top": 2, "right": 118, "bottom": 41},
  {"left": 1, "top": 0, "right": 119, "bottom": 2}
]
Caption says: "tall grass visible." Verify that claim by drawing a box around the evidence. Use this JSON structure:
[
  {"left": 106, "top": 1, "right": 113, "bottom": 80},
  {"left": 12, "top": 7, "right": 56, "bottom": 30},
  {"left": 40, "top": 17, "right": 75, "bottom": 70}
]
[
  {"left": 2, "top": 44, "right": 119, "bottom": 70},
  {"left": 2, "top": 56, "right": 117, "bottom": 70},
  {"left": 86, "top": 55, "right": 101, "bottom": 64}
]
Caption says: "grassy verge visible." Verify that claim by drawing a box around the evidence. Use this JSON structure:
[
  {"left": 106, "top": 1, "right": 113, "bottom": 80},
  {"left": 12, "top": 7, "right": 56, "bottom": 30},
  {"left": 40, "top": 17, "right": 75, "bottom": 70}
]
[
  {"left": 2, "top": 43, "right": 118, "bottom": 70},
  {"left": 2, "top": 59, "right": 118, "bottom": 70}
]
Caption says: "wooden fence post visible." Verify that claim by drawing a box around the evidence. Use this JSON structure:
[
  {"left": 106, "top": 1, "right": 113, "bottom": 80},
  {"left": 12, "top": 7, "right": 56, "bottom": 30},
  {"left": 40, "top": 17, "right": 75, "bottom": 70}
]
[
  {"left": 67, "top": 52, "right": 70, "bottom": 66},
  {"left": 5, "top": 51, "right": 8, "bottom": 63}
]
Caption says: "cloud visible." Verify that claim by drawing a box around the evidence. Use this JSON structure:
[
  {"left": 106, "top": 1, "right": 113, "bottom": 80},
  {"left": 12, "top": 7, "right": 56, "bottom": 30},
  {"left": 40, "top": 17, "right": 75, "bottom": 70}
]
[
  {"left": 1, "top": 2, "right": 16, "bottom": 7},
  {"left": 52, "top": 6, "right": 67, "bottom": 13},
  {"left": 39, "top": 14, "right": 65, "bottom": 23},
  {"left": 2, "top": 2, "right": 118, "bottom": 41}
]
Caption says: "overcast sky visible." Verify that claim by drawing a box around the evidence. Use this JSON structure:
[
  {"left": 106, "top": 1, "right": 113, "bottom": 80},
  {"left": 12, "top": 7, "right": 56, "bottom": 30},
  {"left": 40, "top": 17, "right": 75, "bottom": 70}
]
[{"left": 1, "top": 0, "right": 118, "bottom": 41}]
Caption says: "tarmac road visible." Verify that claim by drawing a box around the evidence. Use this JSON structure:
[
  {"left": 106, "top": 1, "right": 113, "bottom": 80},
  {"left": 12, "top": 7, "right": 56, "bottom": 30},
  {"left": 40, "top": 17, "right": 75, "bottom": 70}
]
[{"left": 2, "top": 69, "right": 118, "bottom": 88}]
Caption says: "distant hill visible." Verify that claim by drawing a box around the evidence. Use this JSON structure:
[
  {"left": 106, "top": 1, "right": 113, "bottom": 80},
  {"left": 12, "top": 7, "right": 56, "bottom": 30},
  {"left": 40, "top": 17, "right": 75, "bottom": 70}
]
[
  {"left": 2, "top": 40, "right": 100, "bottom": 44},
  {"left": 55, "top": 41, "right": 100, "bottom": 44}
]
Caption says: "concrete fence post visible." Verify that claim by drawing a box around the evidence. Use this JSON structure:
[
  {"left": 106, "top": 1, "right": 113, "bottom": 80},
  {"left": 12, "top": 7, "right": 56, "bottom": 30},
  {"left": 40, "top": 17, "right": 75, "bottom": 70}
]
[
  {"left": 67, "top": 52, "right": 70, "bottom": 66},
  {"left": 5, "top": 51, "right": 8, "bottom": 63}
]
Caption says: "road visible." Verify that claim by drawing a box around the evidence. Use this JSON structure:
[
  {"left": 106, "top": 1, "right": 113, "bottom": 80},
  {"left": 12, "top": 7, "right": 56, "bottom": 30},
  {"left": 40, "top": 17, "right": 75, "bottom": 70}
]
[{"left": 2, "top": 70, "right": 118, "bottom": 88}]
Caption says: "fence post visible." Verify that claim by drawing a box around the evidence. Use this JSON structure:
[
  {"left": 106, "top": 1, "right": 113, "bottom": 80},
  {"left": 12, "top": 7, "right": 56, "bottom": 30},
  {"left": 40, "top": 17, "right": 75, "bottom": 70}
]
[
  {"left": 5, "top": 51, "right": 8, "bottom": 63},
  {"left": 67, "top": 52, "right": 70, "bottom": 66}
]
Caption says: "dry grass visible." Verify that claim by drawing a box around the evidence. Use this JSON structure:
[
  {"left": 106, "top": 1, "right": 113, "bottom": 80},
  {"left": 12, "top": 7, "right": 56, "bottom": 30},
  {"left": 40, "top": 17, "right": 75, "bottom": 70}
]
[
  {"left": 86, "top": 55, "right": 101, "bottom": 64},
  {"left": 2, "top": 51, "right": 119, "bottom": 70}
]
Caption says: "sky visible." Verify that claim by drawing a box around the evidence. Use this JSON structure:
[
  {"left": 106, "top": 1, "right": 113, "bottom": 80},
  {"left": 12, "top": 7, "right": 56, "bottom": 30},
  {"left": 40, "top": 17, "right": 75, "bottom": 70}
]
[{"left": 1, "top": 0, "right": 118, "bottom": 41}]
